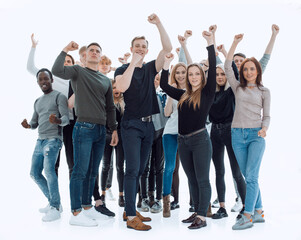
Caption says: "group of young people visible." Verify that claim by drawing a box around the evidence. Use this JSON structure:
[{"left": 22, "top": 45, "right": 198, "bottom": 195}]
[{"left": 21, "top": 13, "right": 279, "bottom": 231}]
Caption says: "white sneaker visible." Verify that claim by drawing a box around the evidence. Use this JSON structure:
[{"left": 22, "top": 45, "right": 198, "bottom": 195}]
[
  {"left": 42, "top": 207, "right": 61, "bottom": 222},
  {"left": 106, "top": 189, "right": 116, "bottom": 201},
  {"left": 39, "top": 203, "right": 63, "bottom": 213},
  {"left": 69, "top": 211, "right": 98, "bottom": 227},
  {"left": 83, "top": 207, "right": 107, "bottom": 220},
  {"left": 212, "top": 198, "right": 219, "bottom": 208},
  {"left": 231, "top": 197, "right": 243, "bottom": 212}
]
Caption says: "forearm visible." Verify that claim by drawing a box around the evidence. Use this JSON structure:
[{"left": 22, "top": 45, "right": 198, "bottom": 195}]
[
  {"left": 115, "top": 63, "right": 136, "bottom": 92},
  {"left": 262, "top": 90, "right": 271, "bottom": 129},
  {"left": 52, "top": 51, "right": 76, "bottom": 80},
  {"left": 226, "top": 41, "right": 238, "bottom": 61},
  {"left": 164, "top": 97, "right": 173, "bottom": 117},
  {"left": 157, "top": 22, "right": 172, "bottom": 52},
  {"left": 206, "top": 45, "right": 217, "bottom": 92},
  {"left": 160, "top": 69, "right": 183, "bottom": 101},
  {"left": 178, "top": 47, "right": 187, "bottom": 64},
  {"left": 264, "top": 34, "right": 277, "bottom": 55},
  {"left": 27, "top": 47, "right": 39, "bottom": 76},
  {"left": 68, "top": 94, "right": 75, "bottom": 109},
  {"left": 225, "top": 59, "right": 239, "bottom": 89},
  {"left": 182, "top": 44, "right": 192, "bottom": 65}
]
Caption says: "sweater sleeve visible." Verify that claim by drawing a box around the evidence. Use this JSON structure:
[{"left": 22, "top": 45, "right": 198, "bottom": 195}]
[
  {"left": 29, "top": 100, "right": 39, "bottom": 129},
  {"left": 216, "top": 55, "right": 223, "bottom": 65},
  {"left": 106, "top": 82, "right": 118, "bottom": 131},
  {"left": 225, "top": 59, "right": 240, "bottom": 92},
  {"left": 262, "top": 88, "right": 271, "bottom": 129},
  {"left": 160, "top": 69, "right": 184, "bottom": 101},
  {"left": 202, "top": 44, "right": 216, "bottom": 96},
  {"left": 27, "top": 47, "right": 39, "bottom": 76},
  {"left": 178, "top": 47, "right": 187, "bottom": 64},
  {"left": 57, "top": 93, "right": 69, "bottom": 127},
  {"left": 52, "top": 51, "right": 78, "bottom": 80},
  {"left": 259, "top": 54, "right": 271, "bottom": 74}
]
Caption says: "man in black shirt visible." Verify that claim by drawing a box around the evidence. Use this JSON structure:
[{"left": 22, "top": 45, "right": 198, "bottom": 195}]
[{"left": 114, "top": 13, "right": 172, "bottom": 231}]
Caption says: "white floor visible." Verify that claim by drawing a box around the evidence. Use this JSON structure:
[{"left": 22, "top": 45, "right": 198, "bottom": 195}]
[{"left": 1, "top": 139, "right": 301, "bottom": 240}]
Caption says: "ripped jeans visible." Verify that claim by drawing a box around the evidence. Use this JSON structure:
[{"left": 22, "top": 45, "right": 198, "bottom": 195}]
[{"left": 30, "top": 138, "right": 62, "bottom": 209}]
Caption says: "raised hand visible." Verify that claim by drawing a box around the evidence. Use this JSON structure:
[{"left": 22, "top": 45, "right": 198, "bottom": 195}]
[
  {"left": 124, "top": 52, "right": 131, "bottom": 60},
  {"left": 49, "top": 114, "right": 61, "bottom": 124},
  {"left": 63, "top": 41, "right": 79, "bottom": 53},
  {"left": 31, "top": 33, "right": 38, "bottom": 48},
  {"left": 209, "top": 25, "right": 217, "bottom": 34},
  {"left": 165, "top": 53, "right": 174, "bottom": 63},
  {"left": 21, "top": 119, "right": 31, "bottom": 129},
  {"left": 131, "top": 53, "right": 143, "bottom": 66},
  {"left": 148, "top": 13, "right": 161, "bottom": 25},
  {"left": 178, "top": 35, "right": 186, "bottom": 46},
  {"left": 272, "top": 24, "right": 280, "bottom": 35},
  {"left": 184, "top": 30, "right": 192, "bottom": 39},
  {"left": 202, "top": 31, "right": 213, "bottom": 41},
  {"left": 234, "top": 34, "right": 244, "bottom": 43}
]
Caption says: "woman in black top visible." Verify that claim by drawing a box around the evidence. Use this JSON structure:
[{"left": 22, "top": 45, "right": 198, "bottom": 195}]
[{"left": 160, "top": 31, "right": 216, "bottom": 229}]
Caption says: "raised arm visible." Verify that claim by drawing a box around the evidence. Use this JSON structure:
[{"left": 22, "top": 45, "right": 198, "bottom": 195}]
[
  {"left": 202, "top": 31, "right": 216, "bottom": 95},
  {"left": 178, "top": 47, "right": 187, "bottom": 64},
  {"left": 52, "top": 41, "right": 79, "bottom": 80},
  {"left": 260, "top": 24, "right": 279, "bottom": 73},
  {"left": 160, "top": 53, "right": 184, "bottom": 101},
  {"left": 178, "top": 30, "right": 193, "bottom": 65},
  {"left": 147, "top": 14, "right": 172, "bottom": 72},
  {"left": 225, "top": 34, "right": 244, "bottom": 89},
  {"left": 27, "top": 33, "right": 39, "bottom": 76}
]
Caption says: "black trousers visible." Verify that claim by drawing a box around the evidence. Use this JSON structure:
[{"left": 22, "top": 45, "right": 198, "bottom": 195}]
[
  {"left": 140, "top": 128, "right": 164, "bottom": 200},
  {"left": 55, "top": 120, "right": 75, "bottom": 179},
  {"left": 171, "top": 152, "right": 180, "bottom": 202},
  {"left": 210, "top": 122, "right": 246, "bottom": 204},
  {"left": 178, "top": 130, "right": 212, "bottom": 217}
]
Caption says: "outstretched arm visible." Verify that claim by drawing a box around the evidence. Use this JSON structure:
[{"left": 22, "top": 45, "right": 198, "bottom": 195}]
[
  {"left": 178, "top": 30, "right": 193, "bottom": 65},
  {"left": 148, "top": 14, "right": 172, "bottom": 72},
  {"left": 27, "top": 33, "right": 39, "bottom": 76}
]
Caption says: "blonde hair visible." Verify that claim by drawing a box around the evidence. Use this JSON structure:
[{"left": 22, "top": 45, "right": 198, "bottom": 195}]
[
  {"left": 216, "top": 64, "right": 230, "bottom": 92},
  {"left": 178, "top": 63, "right": 206, "bottom": 111}
]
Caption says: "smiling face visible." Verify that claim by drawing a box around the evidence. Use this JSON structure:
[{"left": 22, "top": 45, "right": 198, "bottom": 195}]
[
  {"left": 216, "top": 67, "right": 227, "bottom": 86},
  {"left": 242, "top": 61, "right": 258, "bottom": 83},
  {"left": 188, "top": 66, "right": 203, "bottom": 91},
  {"left": 130, "top": 38, "right": 148, "bottom": 59},
  {"left": 37, "top": 71, "right": 53, "bottom": 94},
  {"left": 99, "top": 59, "right": 111, "bottom": 75},
  {"left": 174, "top": 65, "right": 186, "bottom": 87}
]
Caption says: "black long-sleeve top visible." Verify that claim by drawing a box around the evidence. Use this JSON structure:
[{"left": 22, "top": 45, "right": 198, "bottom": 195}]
[
  {"left": 160, "top": 44, "right": 216, "bottom": 135},
  {"left": 209, "top": 62, "right": 239, "bottom": 124}
]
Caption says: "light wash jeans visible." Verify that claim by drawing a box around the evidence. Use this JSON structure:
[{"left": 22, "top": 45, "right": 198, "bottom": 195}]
[
  {"left": 30, "top": 138, "right": 62, "bottom": 209},
  {"left": 231, "top": 128, "right": 265, "bottom": 215},
  {"left": 70, "top": 122, "right": 106, "bottom": 212}
]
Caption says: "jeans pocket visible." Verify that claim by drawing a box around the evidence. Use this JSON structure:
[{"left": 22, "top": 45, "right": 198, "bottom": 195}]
[{"left": 79, "top": 122, "right": 95, "bottom": 130}]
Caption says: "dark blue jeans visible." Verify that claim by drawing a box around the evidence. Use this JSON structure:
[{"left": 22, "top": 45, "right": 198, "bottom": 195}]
[
  {"left": 178, "top": 129, "right": 212, "bottom": 217},
  {"left": 121, "top": 119, "right": 154, "bottom": 216},
  {"left": 210, "top": 123, "right": 246, "bottom": 203},
  {"left": 70, "top": 122, "right": 106, "bottom": 212}
]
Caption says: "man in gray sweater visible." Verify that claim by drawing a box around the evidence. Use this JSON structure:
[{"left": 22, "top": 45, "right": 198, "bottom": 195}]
[
  {"left": 52, "top": 41, "right": 118, "bottom": 227},
  {"left": 21, "top": 68, "right": 69, "bottom": 222}
]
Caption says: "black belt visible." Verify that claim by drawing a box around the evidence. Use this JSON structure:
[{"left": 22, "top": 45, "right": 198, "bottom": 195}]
[
  {"left": 212, "top": 122, "right": 231, "bottom": 129},
  {"left": 141, "top": 116, "right": 152, "bottom": 122}
]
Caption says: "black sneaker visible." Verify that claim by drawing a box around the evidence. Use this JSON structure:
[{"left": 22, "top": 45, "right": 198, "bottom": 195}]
[
  {"left": 95, "top": 203, "right": 115, "bottom": 217},
  {"left": 212, "top": 207, "right": 228, "bottom": 219},
  {"left": 236, "top": 206, "right": 245, "bottom": 221},
  {"left": 170, "top": 201, "right": 180, "bottom": 210}
]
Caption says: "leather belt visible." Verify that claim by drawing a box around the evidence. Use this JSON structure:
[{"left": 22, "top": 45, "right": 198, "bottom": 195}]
[{"left": 178, "top": 127, "right": 206, "bottom": 138}]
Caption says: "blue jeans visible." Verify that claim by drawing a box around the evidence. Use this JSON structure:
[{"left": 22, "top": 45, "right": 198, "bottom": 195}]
[
  {"left": 162, "top": 134, "right": 178, "bottom": 196},
  {"left": 30, "top": 138, "right": 62, "bottom": 209},
  {"left": 70, "top": 122, "right": 106, "bottom": 212},
  {"left": 231, "top": 128, "right": 265, "bottom": 215},
  {"left": 121, "top": 119, "right": 154, "bottom": 216}
]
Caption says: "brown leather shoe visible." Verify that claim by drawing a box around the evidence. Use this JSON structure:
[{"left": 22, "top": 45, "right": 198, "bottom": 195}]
[
  {"left": 188, "top": 217, "right": 207, "bottom": 229},
  {"left": 127, "top": 216, "right": 152, "bottom": 231},
  {"left": 182, "top": 213, "right": 197, "bottom": 223},
  {"left": 123, "top": 211, "right": 152, "bottom": 222},
  {"left": 163, "top": 195, "right": 170, "bottom": 218},
  {"left": 206, "top": 203, "right": 213, "bottom": 218}
]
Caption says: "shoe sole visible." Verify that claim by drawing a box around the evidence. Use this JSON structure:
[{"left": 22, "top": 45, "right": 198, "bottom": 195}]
[
  {"left": 69, "top": 222, "right": 98, "bottom": 227},
  {"left": 212, "top": 214, "right": 228, "bottom": 219},
  {"left": 127, "top": 226, "right": 151, "bottom": 231},
  {"left": 232, "top": 223, "right": 253, "bottom": 230},
  {"left": 150, "top": 209, "right": 162, "bottom": 213},
  {"left": 138, "top": 207, "right": 149, "bottom": 212}
]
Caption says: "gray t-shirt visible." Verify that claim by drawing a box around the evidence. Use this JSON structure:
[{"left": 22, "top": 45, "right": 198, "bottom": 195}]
[{"left": 29, "top": 90, "right": 69, "bottom": 140}]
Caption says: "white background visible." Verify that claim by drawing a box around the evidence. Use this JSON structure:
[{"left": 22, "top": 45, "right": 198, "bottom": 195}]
[{"left": 0, "top": 0, "right": 301, "bottom": 239}]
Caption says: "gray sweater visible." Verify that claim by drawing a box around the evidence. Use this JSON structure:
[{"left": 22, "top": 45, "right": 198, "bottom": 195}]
[
  {"left": 52, "top": 51, "right": 117, "bottom": 131},
  {"left": 224, "top": 59, "right": 271, "bottom": 129},
  {"left": 30, "top": 90, "right": 69, "bottom": 140}
]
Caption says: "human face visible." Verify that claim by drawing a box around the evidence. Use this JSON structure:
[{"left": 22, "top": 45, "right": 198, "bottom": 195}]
[
  {"left": 154, "top": 74, "right": 160, "bottom": 89},
  {"left": 216, "top": 67, "right": 227, "bottom": 86},
  {"left": 234, "top": 55, "right": 245, "bottom": 72},
  {"left": 188, "top": 66, "right": 202, "bottom": 91},
  {"left": 174, "top": 66, "right": 186, "bottom": 88},
  {"left": 37, "top": 71, "right": 53, "bottom": 94},
  {"left": 86, "top": 45, "right": 102, "bottom": 64},
  {"left": 64, "top": 56, "right": 73, "bottom": 66},
  {"left": 112, "top": 83, "right": 121, "bottom": 99},
  {"left": 99, "top": 61, "right": 111, "bottom": 75},
  {"left": 131, "top": 39, "right": 148, "bottom": 59},
  {"left": 242, "top": 61, "right": 258, "bottom": 84}
]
